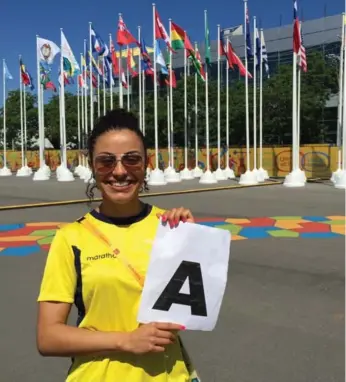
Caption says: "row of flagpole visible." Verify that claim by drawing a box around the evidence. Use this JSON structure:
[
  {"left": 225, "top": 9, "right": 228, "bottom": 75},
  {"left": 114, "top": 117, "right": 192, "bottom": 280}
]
[{"left": 0, "top": 2, "right": 345, "bottom": 189}]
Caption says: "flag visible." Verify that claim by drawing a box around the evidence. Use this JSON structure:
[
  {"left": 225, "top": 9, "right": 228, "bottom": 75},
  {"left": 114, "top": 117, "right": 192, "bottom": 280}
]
[
  {"left": 165, "top": 68, "right": 177, "bottom": 88},
  {"left": 127, "top": 48, "right": 138, "bottom": 77},
  {"left": 255, "top": 28, "right": 261, "bottom": 66},
  {"left": 40, "top": 63, "right": 56, "bottom": 92},
  {"left": 117, "top": 15, "right": 139, "bottom": 46},
  {"left": 220, "top": 30, "right": 234, "bottom": 69},
  {"left": 293, "top": 0, "right": 301, "bottom": 54},
  {"left": 91, "top": 25, "right": 106, "bottom": 56},
  {"left": 140, "top": 39, "right": 154, "bottom": 75},
  {"left": 110, "top": 39, "right": 119, "bottom": 76},
  {"left": 171, "top": 22, "right": 194, "bottom": 52},
  {"left": 260, "top": 30, "right": 270, "bottom": 77},
  {"left": 3, "top": 61, "right": 13, "bottom": 80},
  {"left": 37, "top": 37, "right": 60, "bottom": 64},
  {"left": 19, "top": 58, "right": 34, "bottom": 90},
  {"left": 155, "top": 9, "right": 173, "bottom": 51},
  {"left": 298, "top": 24, "right": 307, "bottom": 72},
  {"left": 246, "top": 5, "right": 253, "bottom": 57},
  {"left": 61, "top": 31, "right": 80, "bottom": 77},
  {"left": 227, "top": 40, "right": 253, "bottom": 79},
  {"left": 78, "top": 74, "right": 88, "bottom": 89},
  {"left": 205, "top": 13, "right": 211, "bottom": 66},
  {"left": 155, "top": 43, "right": 168, "bottom": 75},
  {"left": 104, "top": 56, "right": 114, "bottom": 87}
]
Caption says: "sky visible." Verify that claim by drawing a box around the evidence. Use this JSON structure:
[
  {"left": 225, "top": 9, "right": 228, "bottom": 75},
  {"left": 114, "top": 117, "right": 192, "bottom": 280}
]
[{"left": 0, "top": 0, "right": 343, "bottom": 107}]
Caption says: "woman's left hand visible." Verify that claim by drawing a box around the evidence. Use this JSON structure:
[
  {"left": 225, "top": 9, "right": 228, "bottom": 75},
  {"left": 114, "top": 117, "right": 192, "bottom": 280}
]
[{"left": 158, "top": 207, "right": 195, "bottom": 228}]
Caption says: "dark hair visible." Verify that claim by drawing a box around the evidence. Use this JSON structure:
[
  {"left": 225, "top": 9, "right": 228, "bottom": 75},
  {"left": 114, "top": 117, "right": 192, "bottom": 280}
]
[{"left": 86, "top": 108, "right": 149, "bottom": 203}]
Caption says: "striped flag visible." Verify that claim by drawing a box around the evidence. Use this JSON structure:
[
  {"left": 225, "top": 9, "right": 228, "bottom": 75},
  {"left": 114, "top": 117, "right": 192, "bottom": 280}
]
[{"left": 298, "top": 24, "right": 307, "bottom": 72}]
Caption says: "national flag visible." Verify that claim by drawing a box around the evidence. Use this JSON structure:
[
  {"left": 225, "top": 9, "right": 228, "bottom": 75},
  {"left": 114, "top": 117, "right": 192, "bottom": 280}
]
[
  {"left": 165, "top": 67, "right": 177, "bottom": 88},
  {"left": 227, "top": 40, "right": 253, "bottom": 79},
  {"left": 3, "top": 60, "right": 13, "bottom": 80},
  {"left": 40, "top": 63, "right": 56, "bottom": 92},
  {"left": 104, "top": 56, "right": 114, "bottom": 87},
  {"left": 110, "top": 39, "right": 119, "bottom": 76},
  {"left": 88, "top": 51, "right": 102, "bottom": 76},
  {"left": 246, "top": 5, "right": 253, "bottom": 57},
  {"left": 189, "top": 45, "right": 206, "bottom": 82},
  {"left": 255, "top": 28, "right": 261, "bottom": 66},
  {"left": 171, "top": 22, "right": 194, "bottom": 52},
  {"left": 78, "top": 74, "right": 88, "bottom": 89},
  {"left": 121, "top": 71, "right": 128, "bottom": 89},
  {"left": 205, "top": 13, "right": 211, "bottom": 66},
  {"left": 293, "top": 0, "right": 301, "bottom": 54},
  {"left": 155, "top": 43, "right": 168, "bottom": 75},
  {"left": 127, "top": 48, "right": 138, "bottom": 77},
  {"left": 91, "top": 25, "right": 106, "bottom": 56},
  {"left": 155, "top": 9, "right": 173, "bottom": 51},
  {"left": 220, "top": 30, "right": 234, "bottom": 69},
  {"left": 298, "top": 24, "right": 307, "bottom": 72},
  {"left": 61, "top": 31, "right": 80, "bottom": 77},
  {"left": 140, "top": 39, "right": 154, "bottom": 75},
  {"left": 37, "top": 37, "right": 60, "bottom": 64},
  {"left": 260, "top": 29, "right": 270, "bottom": 77},
  {"left": 20, "top": 58, "right": 34, "bottom": 90},
  {"left": 117, "top": 15, "right": 139, "bottom": 46}
]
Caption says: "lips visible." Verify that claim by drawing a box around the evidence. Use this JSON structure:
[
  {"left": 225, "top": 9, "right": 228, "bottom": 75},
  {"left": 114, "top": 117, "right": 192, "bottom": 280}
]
[{"left": 105, "top": 180, "right": 136, "bottom": 192}]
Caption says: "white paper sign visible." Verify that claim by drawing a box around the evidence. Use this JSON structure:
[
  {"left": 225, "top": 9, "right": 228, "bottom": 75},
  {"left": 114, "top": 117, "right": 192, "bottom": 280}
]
[{"left": 137, "top": 221, "right": 231, "bottom": 331}]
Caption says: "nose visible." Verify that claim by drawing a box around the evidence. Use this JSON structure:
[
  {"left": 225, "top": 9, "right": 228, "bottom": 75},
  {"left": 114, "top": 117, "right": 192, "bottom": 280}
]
[{"left": 112, "top": 160, "right": 127, "bottom": 176}]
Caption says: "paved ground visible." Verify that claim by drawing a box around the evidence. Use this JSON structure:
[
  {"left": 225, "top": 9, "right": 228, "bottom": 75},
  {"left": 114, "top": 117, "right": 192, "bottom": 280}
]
[{"left": 0, "top": 180, "right": 344, "bottom": 382}]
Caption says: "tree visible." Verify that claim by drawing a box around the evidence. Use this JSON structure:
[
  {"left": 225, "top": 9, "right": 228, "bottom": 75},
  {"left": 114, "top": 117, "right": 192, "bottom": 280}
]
[{"left": 0, "top": 89, "right": 38, "bottom": 148}]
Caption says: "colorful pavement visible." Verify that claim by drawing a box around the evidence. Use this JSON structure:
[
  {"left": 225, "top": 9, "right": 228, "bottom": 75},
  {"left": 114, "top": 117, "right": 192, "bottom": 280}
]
[{"left": 0, "top": 216, "right": 344, "bottom": 257}]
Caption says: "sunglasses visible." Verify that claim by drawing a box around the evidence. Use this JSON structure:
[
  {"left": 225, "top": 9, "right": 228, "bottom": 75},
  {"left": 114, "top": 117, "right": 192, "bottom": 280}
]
[{"left": 94, "top": 153, "right": 143, "bottom": 175}]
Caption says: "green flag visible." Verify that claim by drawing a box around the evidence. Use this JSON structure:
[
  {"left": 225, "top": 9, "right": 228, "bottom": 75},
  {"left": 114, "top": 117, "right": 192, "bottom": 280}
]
[{"left": 204, "top": 11, "right": 211, "bottom": 66}]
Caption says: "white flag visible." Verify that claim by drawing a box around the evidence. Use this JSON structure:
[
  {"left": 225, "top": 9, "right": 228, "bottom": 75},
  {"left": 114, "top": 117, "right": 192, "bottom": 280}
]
[
  {"left": 61, "top": 30, "right": 80, "bottom": 76},
  {"left": 37, "top": 37, "right": 60, "bottom": 64}
]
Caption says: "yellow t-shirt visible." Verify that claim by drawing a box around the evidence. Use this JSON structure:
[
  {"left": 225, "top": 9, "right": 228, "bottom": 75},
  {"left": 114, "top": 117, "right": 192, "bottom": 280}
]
[{"left": 37, "top": 204, "right": 194, "bottom": 382}]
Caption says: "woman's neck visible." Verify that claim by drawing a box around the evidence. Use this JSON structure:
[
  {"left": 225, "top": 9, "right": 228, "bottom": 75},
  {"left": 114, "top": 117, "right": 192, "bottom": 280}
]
[{"left": 98, "top": 199, "right": 143, "bottom": 219}]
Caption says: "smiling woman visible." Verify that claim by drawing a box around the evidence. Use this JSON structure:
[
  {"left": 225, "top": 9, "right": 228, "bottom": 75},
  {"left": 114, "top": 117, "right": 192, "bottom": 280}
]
[{"left": 36, "top": 108, "right": 200, "bottom": 382}]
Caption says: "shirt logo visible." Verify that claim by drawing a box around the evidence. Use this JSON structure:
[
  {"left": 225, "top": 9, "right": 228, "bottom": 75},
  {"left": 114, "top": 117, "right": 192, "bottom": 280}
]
[{"left": 86, "top": 253, "right": 116, "bottom": 261}]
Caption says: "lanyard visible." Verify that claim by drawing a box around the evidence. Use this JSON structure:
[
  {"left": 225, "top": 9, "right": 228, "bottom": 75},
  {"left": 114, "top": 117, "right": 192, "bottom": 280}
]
[{"left": 78, "top": 218, "right": 145, "bottom": 288}]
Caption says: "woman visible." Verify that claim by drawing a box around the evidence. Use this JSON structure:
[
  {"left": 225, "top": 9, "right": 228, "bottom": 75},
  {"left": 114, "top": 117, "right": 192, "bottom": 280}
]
[{"left": 36, "top": 109, "right": 200, "bottom": 382}]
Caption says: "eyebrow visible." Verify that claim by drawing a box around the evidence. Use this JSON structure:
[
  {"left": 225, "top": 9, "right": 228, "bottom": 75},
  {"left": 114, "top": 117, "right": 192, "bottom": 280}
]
[{"left": 96, "top": 151, "right": 142, "bottom": 156}]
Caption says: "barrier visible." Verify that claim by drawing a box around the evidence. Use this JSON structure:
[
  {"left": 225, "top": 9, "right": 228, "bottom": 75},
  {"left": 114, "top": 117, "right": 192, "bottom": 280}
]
[{"left": 0, "top": 145, "right": 338, "bottom": 179}]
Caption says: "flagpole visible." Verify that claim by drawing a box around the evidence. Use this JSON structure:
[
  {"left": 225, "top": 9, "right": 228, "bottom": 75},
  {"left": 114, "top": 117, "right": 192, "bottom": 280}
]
[
  {"left": 80, "top": 53, "right": 85, "bottom": 167},
  {"left": 253, "top": 17, "right": 257, "bottom": 173},
  {"left": 36, "top": 36, "right": 44, "bottom": 170},
  {"left": 224, "top": 37, "right": 235, "bottom": 179},
  {"left": 167, "top": 88, "right": 171, "bottom": 169},
  {"left": 89, "top": 22, "right": 94, "bottom": 130},
  {"left": 259, "top": 29, "right": 264, "bottom": 170},
  {"left": 19, "top": 56, "right": 24, "bottom": 168},
  {"left": 214, "top": 24, "right": 225, "bottom": 180},
  {"left": 297, "top": 65, "right": 301, "bottom": 169},
  {"left": 180, "top": 38, "right": 192, "bottom": 179},
  {"left": 118, "top": 14, "right": 124, "bottom": 109},
  {"left": 292, "top": 51, "right": 298, "bottom": 172},
  {"left": 336, "top": 14, "right": 345, "bottom": 170},
  {"left": 148, "top": 3, "right": 166, "bottom": 184},
  {"left": 138, "top": 26, "right": 142, "bottom": 132},
  {"left": 169, "top": 19, "right": 174, "bottom": 171},
  {"left": 23, "top": 81, "right": 28, "bottom": 169},
  {"left": 142, "top": 72, "right": 146, "bottom": 135},
  {"left": 61, "top": 29, "right": 67, "bottom": 168},
  {"left": 244, "top": 1, "right": 250, "bottom": 173},
  {"left": 109, "top": 34, "right": 114, "bottom": 110},
  {"left": 127, "top": 47, "right": 130, "bottom": 111},
  {"left": 193, "top": 42, "right": 199, "bottom": 175},
  {"left": 103, "top": 57, "right": 106, "bottom": 115},
  {"left": 2, "top": 60, "right": 8, "bottom": 172},
  {"left": 204, "top": 10, "right": 210, "bottom": 175},
  {"left": 83, "top": 39, "right": 88, "bottom": 145},
  {"left": 97, "top": 58, "right": 101, "bottom": 117},
  {"left": 77, "top": 71, "right": 81, "bottom": 153}
]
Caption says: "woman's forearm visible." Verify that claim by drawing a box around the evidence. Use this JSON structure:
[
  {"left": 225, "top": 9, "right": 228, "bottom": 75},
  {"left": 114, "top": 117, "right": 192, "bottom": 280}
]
[{"left": 37, "top": 323, "right": 129, "bottom": 357}]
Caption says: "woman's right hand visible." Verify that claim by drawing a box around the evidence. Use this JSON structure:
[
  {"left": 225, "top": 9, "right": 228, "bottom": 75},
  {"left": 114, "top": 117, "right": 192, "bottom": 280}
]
[{"left": 123, "top": 322, "right": 185, "bottom": 354}]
